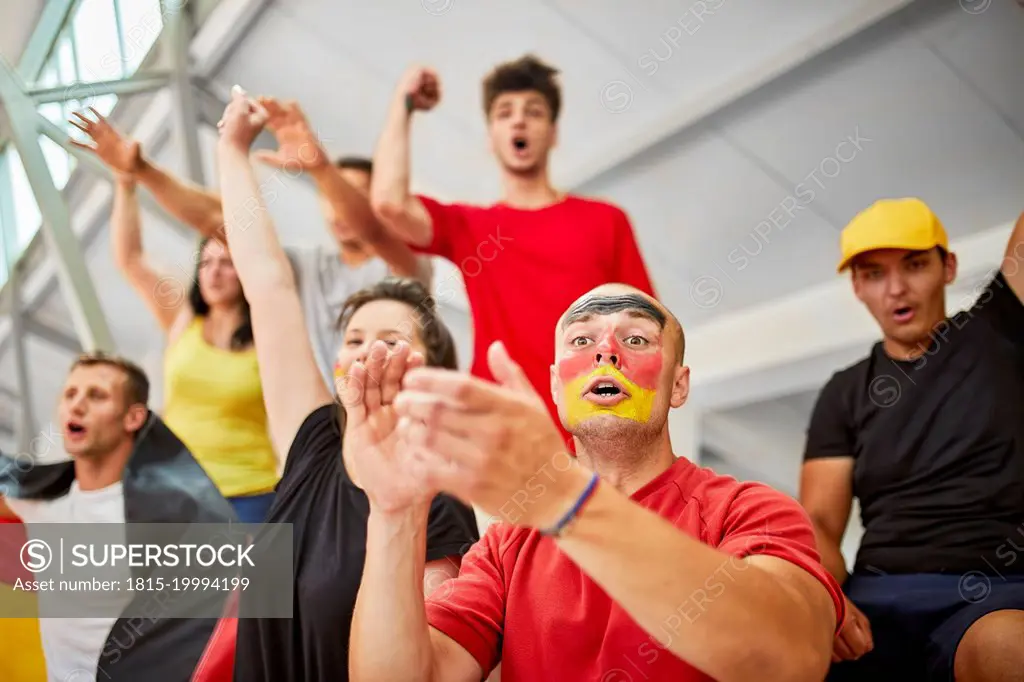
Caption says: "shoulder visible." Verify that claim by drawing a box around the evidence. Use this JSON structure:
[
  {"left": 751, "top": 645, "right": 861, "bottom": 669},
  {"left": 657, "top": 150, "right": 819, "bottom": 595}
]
[
  {"left": 3, "top": 494, "right": 67, "bottom": 523},
  {"left": 564, "top": 195, "right": 630, "bottom": 222},
  {"left": 815, "top": 352, "right": 874, "bottom": 406},
  {"left": 281, "top": 404, "right": 340, "bottom": 479}
]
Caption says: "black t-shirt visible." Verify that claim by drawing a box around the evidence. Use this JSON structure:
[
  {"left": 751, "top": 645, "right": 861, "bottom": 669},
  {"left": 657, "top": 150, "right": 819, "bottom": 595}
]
[
  {"left": 804, "top": 272, "right": 1024, "bottom": 575},
  {"left": 233, "top": 405, "right": 480, "bottom": 681}
]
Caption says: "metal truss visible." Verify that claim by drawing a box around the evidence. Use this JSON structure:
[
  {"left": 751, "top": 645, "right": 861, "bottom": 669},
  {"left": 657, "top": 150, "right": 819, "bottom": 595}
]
[{"left": 0, "top": 0, "right": 211, "bottom": 433}]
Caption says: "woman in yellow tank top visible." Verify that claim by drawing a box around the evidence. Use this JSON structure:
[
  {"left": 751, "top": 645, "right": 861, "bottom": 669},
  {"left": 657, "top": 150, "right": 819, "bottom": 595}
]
[{"left": 110, "top": 175, "right": 278, "bottom": 522}]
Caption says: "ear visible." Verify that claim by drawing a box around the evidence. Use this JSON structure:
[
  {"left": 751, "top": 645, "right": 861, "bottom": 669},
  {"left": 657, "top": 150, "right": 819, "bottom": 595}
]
[
  {"left": 123, "top": 404, "right": 149, "bottom": 435},
  {"left": 550, "top": 362, "right": 561, "bottom": 407},
  {"left": 943, "top": 251, "right": 958, "bottom": 285},
  {"left": 669, "top": 365, "right": 690, "bottom": 409}
]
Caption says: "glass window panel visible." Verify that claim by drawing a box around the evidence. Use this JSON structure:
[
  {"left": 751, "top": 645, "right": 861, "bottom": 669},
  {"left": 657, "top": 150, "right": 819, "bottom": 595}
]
[
  {"left": 117, "top": 0, "right": 164, "bottom": 74},
  {"left": 73, "top": 0, "right": 123, "bottom": 82},
  {"left": 39, "top": 102, "right": 63, "bottom": 127},
  {"left": 40, "top": 137, "right": 71, "bottom": 191},
  {"left": 89, "top": 93, "right": 119, "bottom": 118},
  {"left": 38, "top": 61, "right": 59, "bottom": 89},
  {"left": 6, "top": 151, "right": 43, "bottom": 255},
  {"left": 56, "top": 34, "right": 77, "bottom": 83}
]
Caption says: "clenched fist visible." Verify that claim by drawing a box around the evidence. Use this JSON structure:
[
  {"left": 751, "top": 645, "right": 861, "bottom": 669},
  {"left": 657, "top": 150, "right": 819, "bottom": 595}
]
[{"left": 399, "top": 66, "right": 441, "bottom": 112}]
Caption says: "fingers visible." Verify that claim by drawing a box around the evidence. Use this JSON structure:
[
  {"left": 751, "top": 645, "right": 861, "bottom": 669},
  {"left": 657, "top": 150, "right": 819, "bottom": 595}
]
[
  {"left": 340, "top": 362, "right": 368, "bottom": 426},
  {"left": 379, "top": 342, "right": 411, "bottom": 406},
  {"left": 402, "top": 368, "right": 502, "bottom": 414},
  {"left": 361, "top": 342, "right": 388, "bottom": 414},
  {"left": 487, "top": 341, "right": 534, "bottom": 396},
  {"left": 401, "top": 416, "right": 485, "bottom": 470},
  {"left": 833, "top": 633, "right": 857, "bottom": 661},
  {"left": 252, "top": 149, "right": 287, "bottom": 168},
  {"left": 67, "top": 138, "right": 94, "bottom": 151},
  {"left": 394, "top": 391, "right": 473, "bottom": 437}
]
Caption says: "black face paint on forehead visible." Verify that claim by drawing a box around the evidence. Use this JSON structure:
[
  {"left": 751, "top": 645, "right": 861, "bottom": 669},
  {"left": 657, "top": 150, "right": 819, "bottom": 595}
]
[{"left": 562, "top": 294, "right": 666, "bottom": 329}]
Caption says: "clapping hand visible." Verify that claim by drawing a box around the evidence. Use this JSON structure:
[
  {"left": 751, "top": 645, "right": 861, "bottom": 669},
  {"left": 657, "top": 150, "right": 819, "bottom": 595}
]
[
  {"left": 340, "top": 340, "right": 436, "bottom": 513},
  {"left": 216, "top": 85, "right": 269, "bottom": 152},
  {"left": 395, "top": 341, "right": 590, "bottom": 529},
  {"left": 252, "top": 97, "right": 329, "bottom": 171}
]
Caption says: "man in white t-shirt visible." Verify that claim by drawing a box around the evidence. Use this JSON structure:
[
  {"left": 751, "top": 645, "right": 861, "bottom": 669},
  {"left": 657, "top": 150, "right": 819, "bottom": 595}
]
[{"left": 1, "top": 352, "right": 234, "bottom": 681}]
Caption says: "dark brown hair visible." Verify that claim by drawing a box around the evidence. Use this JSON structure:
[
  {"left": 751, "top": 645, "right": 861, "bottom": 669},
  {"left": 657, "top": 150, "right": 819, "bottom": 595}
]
[
  {"left": 189, "top": 238, "right": 254, "bottom": 350},
  {"left": 71, "top": 351, "right": 150, "bottom": 406},
  {"left": 337, "top": 277, "right": 457, "bottom": 370},
  {"left": 482, "top": 54, "right": 561, "bottom": 122}
]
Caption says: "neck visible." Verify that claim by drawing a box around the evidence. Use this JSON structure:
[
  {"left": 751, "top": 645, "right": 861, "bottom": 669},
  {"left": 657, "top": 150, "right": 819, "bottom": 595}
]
[
  {"left": 500, "top": 167, "right": 561, "bottom": 209},
  {"left": 338, "top": 246, "right": 372, "bottom": 267},
  {"left": 204, "top": 304, "right": 243, "bottom": 338},
  {"left": 574, "top": 428, "right": 676, "bottom": 497},
  {"left": 73, "top": 440, "right": 131, "bottom": 492}
]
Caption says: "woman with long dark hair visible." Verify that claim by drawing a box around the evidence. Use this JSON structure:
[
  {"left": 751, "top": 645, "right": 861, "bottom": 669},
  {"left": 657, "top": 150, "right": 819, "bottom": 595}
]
[{"left": 107, "top": 169, "right": 279, "bottom": 523}]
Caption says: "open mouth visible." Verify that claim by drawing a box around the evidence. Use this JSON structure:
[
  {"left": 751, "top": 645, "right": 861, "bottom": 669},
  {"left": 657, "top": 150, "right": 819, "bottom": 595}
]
[
  {"left": 66, "top": 421, "right": 87, "bottom": 439},
  {"left": 582, "top": 376, "right": 630, "bottom": 405},
  {"left": 893, "top": 306, "right": 915, "bottom": 324},
  {"left": 512, "top": 136, "right": 528, "bottom": 154}
]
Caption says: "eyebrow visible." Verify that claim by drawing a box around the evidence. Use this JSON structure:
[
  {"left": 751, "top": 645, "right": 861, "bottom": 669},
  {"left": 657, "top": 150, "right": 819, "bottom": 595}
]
[{"left": 561, "top": 294, "right": 667, "bottom": 330}]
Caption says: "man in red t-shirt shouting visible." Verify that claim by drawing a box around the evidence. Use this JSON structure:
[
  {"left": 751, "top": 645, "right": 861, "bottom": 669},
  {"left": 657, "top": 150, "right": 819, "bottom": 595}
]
[
  {"left": 344, "top": 284, "right": 844, "bottom": 682},
  {"left": 370, "top": 54, "right": 655, "bottom": 439}
]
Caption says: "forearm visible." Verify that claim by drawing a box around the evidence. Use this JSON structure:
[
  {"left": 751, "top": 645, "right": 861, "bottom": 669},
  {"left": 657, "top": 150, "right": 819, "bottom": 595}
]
[
  {"left": 556, "top": 485, "right": 828, "bottom": 682},
  {"left": 136, "top": 157, "right": 225, "bottom": 238},
  {"left": 111, "top": 177, "right": 143, "bottom": 270},
  {"left": 309, "top": 165, "right": 386, "bottom": 242},
  {"left": 811, "top": 523, "right": 849, "bottom": 586},
  {"left": 350, "top": 505, "right": 435, "bottom": 682},
  {"left": 216, "top": 142, "right": 292, "bottom": 292},
  {"left": 371, "top": 95, "right": 415, "bottom": 217}
]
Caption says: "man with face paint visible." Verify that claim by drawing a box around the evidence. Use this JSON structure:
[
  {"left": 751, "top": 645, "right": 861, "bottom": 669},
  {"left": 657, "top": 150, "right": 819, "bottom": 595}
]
[
  {"left": 800, "top": 200, "right": 1024, "bottom": 682},
  {"left": 347, "top": 284, "right": 845, "bottom": 682}
]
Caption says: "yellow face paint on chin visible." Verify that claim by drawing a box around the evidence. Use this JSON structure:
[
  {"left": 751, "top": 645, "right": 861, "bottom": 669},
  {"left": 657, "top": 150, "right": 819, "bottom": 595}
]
[{"left": 563, "top": 365, "right": 656, "bottom": 428}]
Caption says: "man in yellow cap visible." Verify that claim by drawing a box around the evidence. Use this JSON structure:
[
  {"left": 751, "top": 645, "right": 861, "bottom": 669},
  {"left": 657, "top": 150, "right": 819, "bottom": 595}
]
[{"left": 799, "top": 198, "right": 1024, "bottom": 681}]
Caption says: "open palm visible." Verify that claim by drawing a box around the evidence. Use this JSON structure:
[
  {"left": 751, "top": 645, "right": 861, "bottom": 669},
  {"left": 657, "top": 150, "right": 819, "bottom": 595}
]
[
  {"left": 341, "top": 341, "right": 434, "bottom": 512},
  {"left": 68, "top": 108, "right": 140, "bottom": 175},
  {"left": 252, "top": 97, "right": 328, "bottom": 170}
]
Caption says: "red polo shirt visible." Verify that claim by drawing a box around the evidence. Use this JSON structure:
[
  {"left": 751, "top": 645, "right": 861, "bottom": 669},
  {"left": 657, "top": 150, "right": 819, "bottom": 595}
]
[
  {"left": 415, "top": 195, "right": 655, "bottom": 442},
  {"left": 425, "top": 456, "right": 845, "bottom": 681}
]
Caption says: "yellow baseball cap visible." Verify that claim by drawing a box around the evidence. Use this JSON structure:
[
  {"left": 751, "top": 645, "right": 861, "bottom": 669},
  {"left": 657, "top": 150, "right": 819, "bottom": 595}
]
[{"left": 837, "top": 198, "right": 949, "bottom": 272}]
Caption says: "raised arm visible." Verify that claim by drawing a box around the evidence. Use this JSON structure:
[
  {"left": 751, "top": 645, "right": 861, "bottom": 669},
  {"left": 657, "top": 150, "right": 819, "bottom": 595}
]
[
  {"left": 215, "top": 87, "right": 331, "bottom": 458},
  {"left": 110, "top": 176, "right": 190, "bottom": 334},
  {"left": 252, "top": 98, "right": 427, "bottom": 281},
  {"left": 369, "top": 67, "right": 440, "bottom": 249},
  {"left": 70, "top": 108, "right": 225, "bottom": 239}
]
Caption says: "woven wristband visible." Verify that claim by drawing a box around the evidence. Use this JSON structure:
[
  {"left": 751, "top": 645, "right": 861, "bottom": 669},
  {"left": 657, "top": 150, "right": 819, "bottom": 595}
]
[{"left": 540, "top": 472, "right": 600, "bottom": 537}]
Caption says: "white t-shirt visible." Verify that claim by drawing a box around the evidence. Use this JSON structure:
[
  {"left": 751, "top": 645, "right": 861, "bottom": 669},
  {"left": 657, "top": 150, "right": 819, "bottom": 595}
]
[{"left": 7, "top": 481, "right": 133, "bottom": 682}]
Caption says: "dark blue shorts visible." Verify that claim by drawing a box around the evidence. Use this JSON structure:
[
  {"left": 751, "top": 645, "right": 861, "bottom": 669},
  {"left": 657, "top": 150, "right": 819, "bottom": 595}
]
[{"left": 828, "top": 573, "right": 1024, "bottom": 682}]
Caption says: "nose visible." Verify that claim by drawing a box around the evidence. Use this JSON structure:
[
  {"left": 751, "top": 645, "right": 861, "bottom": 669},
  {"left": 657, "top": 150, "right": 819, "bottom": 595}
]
[
  {"left": 885, "top": 270, "right": 909, "bottom": 297},
  {"left": 593, "top": 337, "right": 621, "bottom": 369}
]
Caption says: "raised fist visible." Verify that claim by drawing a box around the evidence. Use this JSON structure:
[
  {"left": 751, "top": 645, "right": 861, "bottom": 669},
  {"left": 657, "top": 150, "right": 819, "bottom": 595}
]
[{"left": 399, "top": 66, "right": 441, "bottom": 112}]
